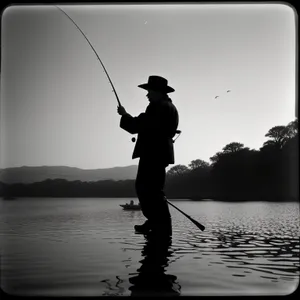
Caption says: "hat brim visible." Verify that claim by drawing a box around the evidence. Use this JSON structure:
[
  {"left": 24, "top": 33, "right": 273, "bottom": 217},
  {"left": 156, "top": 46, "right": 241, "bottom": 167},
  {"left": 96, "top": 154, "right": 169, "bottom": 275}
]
[{"left": 138, "top": 83, "right": 175, "bottom": 93}]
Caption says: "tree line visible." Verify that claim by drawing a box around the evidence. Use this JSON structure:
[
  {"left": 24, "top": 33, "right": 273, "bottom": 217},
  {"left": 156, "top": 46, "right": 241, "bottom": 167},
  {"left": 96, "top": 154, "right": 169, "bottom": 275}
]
[
  {"left": 0, "top": 119, "right": 298, "bottom": 201},
  {"left": 165, "top": 118, "right": 298, "bottom": 201}
]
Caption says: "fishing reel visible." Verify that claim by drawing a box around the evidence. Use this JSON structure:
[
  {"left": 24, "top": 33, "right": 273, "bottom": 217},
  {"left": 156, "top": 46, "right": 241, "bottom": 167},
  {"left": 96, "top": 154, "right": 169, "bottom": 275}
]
[{"left": 131, "top": 130, "right": 181, "bottom": 143}]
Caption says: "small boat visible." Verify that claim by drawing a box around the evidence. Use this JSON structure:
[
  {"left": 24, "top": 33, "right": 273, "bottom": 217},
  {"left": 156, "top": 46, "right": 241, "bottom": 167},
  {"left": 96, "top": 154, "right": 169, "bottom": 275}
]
[{"left": 120, "top": 201, "right": 141, "bottom": 210}]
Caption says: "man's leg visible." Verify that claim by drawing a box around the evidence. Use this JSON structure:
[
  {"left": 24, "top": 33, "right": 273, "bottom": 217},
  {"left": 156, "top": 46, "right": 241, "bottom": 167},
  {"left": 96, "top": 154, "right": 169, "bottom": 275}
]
[
  {"left": 135, "top": 158, "right": 172, "bottom": 235},
  {"left": 148, "top": 162, "right": 172, "bottom": 236},
  {"left": 134, "top": 158, "right": 152, "bottom": 233}
]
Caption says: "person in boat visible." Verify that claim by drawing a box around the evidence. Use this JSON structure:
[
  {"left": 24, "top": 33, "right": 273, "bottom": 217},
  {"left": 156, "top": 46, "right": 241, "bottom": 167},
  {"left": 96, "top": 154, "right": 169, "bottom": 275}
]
[
  {"left": 130, "top": 200, "right": 134, "bottom": 206},
  {"left": 117, "top": 75, "right": 179, "bottom": 237}
]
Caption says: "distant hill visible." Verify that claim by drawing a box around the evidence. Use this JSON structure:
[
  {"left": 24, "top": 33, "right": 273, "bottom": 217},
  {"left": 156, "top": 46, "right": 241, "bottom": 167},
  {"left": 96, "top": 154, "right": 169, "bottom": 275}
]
[{"left": 0, "top": 165, "right": 138, "bottom": 184}]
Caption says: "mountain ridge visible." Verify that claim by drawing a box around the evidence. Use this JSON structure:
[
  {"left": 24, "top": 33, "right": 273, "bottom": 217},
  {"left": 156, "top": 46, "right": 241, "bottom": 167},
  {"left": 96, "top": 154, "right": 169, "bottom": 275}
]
[{"left": 0, "top": 165, "right": 138, "bottom": 184}]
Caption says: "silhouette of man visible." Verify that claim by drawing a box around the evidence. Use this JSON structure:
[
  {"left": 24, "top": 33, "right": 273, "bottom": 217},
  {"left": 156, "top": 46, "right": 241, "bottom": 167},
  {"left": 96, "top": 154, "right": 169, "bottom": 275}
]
[{"left": 117, "top": 75, "right": 179, "bottom": 236}]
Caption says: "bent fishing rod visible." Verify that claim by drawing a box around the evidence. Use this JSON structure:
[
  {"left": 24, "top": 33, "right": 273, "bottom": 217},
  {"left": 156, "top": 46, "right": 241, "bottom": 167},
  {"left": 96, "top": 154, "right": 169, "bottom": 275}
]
[
  {"left": 56, "top": 6, "right": 205, "bottom": 232},
  {"left": 55, "top": 5, "right": 121, "bottom": 107}
]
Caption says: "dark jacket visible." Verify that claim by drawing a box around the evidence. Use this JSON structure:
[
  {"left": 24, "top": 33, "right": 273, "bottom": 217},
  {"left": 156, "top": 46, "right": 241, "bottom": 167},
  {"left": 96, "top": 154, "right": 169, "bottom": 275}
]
[{"left": 120, "top": 97, "right": 179, "bottom": 165}]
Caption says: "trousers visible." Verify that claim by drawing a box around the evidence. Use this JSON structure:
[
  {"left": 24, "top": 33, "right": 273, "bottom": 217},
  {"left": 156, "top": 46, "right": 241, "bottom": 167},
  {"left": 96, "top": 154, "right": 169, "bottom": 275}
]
[{"left": 135, "top": 158, "right": 171, "bottom": 228}]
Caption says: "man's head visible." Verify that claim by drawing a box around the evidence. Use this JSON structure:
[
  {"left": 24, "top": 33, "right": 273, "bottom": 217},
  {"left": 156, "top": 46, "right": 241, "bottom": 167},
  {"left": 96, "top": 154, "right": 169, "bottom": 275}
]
[
  {"left": 138, "top": 76, "right": 175, "bottom": 101},
  {"left": 146, "top": 89, "right": 167, "bottom": 103}
]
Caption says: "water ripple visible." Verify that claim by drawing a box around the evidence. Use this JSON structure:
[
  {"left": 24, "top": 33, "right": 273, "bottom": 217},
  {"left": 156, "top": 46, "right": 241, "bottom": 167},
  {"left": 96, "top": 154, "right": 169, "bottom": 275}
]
[{"left": 0, "top": 199, "right": 299, "bottom": 296}]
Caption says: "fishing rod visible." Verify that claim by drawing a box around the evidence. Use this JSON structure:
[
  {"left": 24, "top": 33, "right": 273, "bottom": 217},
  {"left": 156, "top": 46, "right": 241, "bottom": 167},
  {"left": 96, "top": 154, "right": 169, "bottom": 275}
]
[
  {"left": 55, "top": 5, "right": 122, "bottom": 107},
  {"left": 56, "top": 5, "right": 183, "bottom": 143},
  {"left": 166, "top": 199, "right": 205, "bottom": 231}
]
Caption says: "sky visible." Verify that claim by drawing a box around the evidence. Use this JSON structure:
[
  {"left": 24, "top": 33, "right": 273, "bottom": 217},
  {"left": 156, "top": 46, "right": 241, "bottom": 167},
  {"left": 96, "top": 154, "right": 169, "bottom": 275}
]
[{"left": 0, "top": 3, "right": 297, "bottom": 170}]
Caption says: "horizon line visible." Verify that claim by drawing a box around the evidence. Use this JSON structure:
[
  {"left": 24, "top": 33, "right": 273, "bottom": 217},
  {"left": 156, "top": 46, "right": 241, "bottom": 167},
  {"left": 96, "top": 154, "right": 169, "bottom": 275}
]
[{"left": 0, "top": 164, "right": 139, "bottom": 170}]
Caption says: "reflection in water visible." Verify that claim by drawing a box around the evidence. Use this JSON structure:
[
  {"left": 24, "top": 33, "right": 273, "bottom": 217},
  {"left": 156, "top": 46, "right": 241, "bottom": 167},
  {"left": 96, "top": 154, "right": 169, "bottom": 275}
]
[
  {"left": 100, "top": 276, "right": 126, "bottom": 296},
  {"left": 186, "top": 227, "right": 299, "bottom": 282},
  {"left": 128, "top": 234, "right": 181, "bottom": 297}
]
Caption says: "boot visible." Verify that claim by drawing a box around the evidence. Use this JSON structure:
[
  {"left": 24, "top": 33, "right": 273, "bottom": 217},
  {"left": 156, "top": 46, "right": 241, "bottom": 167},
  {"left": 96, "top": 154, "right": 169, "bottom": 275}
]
[{"left": 134, "top": 220, "right": 151, "bottom": 234}]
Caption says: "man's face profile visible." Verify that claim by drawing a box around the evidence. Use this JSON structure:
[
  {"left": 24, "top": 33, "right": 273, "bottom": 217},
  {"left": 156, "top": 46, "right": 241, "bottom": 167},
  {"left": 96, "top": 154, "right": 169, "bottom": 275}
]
[{"left": 146, "top": 90, "right": 165, "bottom": 103}]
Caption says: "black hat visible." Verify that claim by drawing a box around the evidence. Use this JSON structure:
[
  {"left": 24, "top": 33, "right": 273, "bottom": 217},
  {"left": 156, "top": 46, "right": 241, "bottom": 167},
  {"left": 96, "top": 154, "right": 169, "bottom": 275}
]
[{"left": 138, "top": 75, "right": 175, "bottom": 93}]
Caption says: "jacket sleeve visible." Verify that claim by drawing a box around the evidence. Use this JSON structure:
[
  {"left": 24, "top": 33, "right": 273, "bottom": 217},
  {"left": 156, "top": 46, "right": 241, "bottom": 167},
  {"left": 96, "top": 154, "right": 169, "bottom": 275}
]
[{"left": 120, "top": 113, "right": 146, "bottom": 134}]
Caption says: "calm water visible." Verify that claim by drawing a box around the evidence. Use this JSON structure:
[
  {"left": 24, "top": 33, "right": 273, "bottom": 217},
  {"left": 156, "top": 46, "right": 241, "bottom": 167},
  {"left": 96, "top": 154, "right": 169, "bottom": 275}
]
[{"left": 0, "top": 198, "right": 299, "bottom": 296}]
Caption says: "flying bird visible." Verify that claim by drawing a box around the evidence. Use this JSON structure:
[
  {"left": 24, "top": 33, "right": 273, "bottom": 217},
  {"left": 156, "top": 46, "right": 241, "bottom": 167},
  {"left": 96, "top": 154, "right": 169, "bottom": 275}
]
[
  {"left": 215, "top": 96, "right": 219, "bottom": 99},
  {"left": 227, "top": 90, "right": 231, "bottom": 93}
]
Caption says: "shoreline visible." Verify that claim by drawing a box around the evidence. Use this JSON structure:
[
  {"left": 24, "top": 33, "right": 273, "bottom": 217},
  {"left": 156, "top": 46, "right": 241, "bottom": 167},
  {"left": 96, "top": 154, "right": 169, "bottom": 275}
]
[{"left": 1, "top": 196, "right": 298, "bottom": 202}]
